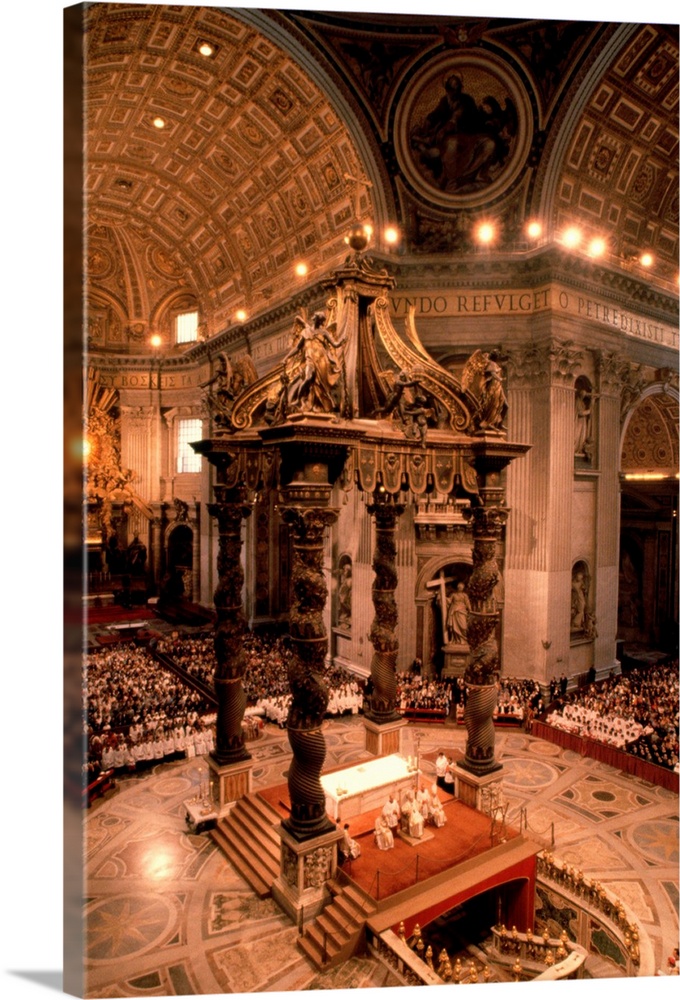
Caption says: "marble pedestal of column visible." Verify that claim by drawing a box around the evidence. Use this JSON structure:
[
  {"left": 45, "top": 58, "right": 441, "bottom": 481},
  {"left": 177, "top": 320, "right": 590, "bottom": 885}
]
[
  {"left": 363, "top": 717, "right": 408, "bottom": 756},
  {"left": 207, "top": 756, "right": 253, "bottom": 817},
  {"left": 272, "top": 824, "right": 344, "bottom": 924},
  {"left": 449, "top": 762, "right": 503, "bottom": 812}
]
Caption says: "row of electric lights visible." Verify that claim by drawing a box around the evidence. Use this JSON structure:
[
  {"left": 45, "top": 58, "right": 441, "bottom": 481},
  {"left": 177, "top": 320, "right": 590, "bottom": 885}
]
[{"left": 152, "top": 40, "right": 215, "bottom": 130}]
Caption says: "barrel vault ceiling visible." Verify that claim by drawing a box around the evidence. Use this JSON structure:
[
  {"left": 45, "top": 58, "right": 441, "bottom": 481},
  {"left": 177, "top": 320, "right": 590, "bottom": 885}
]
[{"left": 82, "top": 5, "right": 678, "bottom": 354}]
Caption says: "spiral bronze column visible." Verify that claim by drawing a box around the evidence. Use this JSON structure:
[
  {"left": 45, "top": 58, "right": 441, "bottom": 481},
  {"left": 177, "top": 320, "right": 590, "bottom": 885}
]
[
  {"left": 461, "top": 504, "right": 509, "bottom": 775},
  {"left": 279, "top": 496, "right": 338, "bottom": 840},
  {"left": 364, "top": 488, "right": 405, "bottom": 724},
  {"left": 206, "top": 482, "right": 252, "bottom": 765}
]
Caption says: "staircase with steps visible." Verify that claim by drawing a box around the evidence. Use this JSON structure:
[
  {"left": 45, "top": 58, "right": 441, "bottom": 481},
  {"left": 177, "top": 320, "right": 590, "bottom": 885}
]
[
  {"left": 298, "top": 880, "right": 377, "bottom": 970},
  {"left": 211, "top": 792, "right": 281, "bottom": 897}
]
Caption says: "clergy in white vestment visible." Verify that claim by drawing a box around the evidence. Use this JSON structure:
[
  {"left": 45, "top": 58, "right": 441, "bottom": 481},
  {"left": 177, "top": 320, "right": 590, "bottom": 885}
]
[
  {"left": 374, "top": 815, "right": 394, "bottom": 850},
  {"left": 341, "top": 823, "right": 361, "bottom": 859},
  {"left": 400, "top": 790, "right": 414, "bottom": 832},
  {"left": 382, "top": 793, "right": 400, "bottom": 831},
  {"left": 416, "top": 786, "right": 431, "bottom": 821},
  {"left": 409, "top": 802, "right": 424, "bottom": 838},
  {"left": 429, "top": 784, "right": 447, "bottom": 827}
]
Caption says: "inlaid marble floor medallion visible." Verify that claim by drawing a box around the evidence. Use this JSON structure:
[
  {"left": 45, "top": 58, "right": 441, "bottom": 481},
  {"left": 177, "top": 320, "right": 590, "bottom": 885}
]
[{"left": 83, "top": 715, "right": 678, "bottom": 995}]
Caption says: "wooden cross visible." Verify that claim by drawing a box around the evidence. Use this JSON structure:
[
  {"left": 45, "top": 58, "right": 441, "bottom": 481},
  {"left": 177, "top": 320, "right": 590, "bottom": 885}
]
[{"left": 426, "top": 569, "right": 455, "bottom": 645}]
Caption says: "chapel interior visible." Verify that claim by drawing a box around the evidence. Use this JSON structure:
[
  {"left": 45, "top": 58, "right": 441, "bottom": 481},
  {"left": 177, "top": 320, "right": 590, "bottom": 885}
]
[{"left": 67, "top": 4, "right": 679, "bottom": 998}]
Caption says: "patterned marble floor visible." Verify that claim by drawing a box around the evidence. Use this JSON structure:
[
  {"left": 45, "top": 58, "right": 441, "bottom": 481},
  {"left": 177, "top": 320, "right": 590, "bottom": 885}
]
[{"left": 83, "top": 718, "right": 678, "bottom": 996}]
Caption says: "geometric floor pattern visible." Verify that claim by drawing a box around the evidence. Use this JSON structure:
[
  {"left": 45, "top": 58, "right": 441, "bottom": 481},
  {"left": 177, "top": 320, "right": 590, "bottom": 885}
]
[{"left": 83, "top": 717, "right": 679, "bottom": 995}]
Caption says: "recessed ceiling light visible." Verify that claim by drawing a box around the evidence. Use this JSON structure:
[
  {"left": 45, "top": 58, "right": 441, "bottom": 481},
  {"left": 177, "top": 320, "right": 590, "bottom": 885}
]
[
  {"left": 588, "top": 237, "right": 606, "bottom": 258},
  {"left": 526, "top": 220, "right": 542, "bottom": 239},
  {"left": 639, "top": 252, "right": 654, "bottom": 268},
  {"left": 294, "top": 262, "right": 308, "bottom": 277},
  {"left": 476, "top": 222, "right": 496, "bottom": 245},
  {"left": 152, "top": 116, "right": 166, "bottom": 130},
  {"left": 561, "top": 226, "right": 581, "bottom": 248},
  {"left": 235, "top": 309, "right": 247, "bottom": 323},
  {"left": 198, "top": 41, "right": 214, "bottom": 57},
  {"left": 384, "top": 226, "right": 400, "bottom": 245},
  {"left": 150, "top": 334, "right": 162, "bottom": 348}
]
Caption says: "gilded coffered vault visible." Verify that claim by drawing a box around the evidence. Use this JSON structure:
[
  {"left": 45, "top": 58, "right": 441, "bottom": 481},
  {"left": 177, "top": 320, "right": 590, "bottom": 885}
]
[{"left": 82, "top": 5, "right": 678, "bottom": 353}]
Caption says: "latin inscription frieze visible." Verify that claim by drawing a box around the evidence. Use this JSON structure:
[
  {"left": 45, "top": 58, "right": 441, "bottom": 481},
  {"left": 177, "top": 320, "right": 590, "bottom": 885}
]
[{"left": 389, "top": 286, "right": 677, "bottom": 348}]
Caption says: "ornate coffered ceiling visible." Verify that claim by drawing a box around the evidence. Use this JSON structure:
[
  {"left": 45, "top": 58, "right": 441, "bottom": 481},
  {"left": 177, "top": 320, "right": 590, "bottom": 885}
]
[{"left": 81, "top": 5, "right": 678, "bottom": 354}]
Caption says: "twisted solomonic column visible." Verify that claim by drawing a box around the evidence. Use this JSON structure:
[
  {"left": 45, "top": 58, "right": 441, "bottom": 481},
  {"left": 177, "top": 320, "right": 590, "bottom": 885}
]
[
  {"left": 206, "top": 483, "right": 252, "bottom": 765},
  {"left": 279, "top": 504, "right": 339, "bottom": 839},
  {"left": 365, "top": 488, "right": 405, "bottom": 723},
  {"left": 461, "top": 504, "right": 509, "bottom": 775}
]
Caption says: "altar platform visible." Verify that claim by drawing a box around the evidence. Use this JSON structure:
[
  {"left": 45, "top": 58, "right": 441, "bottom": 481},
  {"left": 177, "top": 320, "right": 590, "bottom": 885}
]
[
  {"left": 259, "top": 778, "right": 524, "bottom": 902},
  {"left": 320, "top": 753, "right": 417, "bottom": 822}
]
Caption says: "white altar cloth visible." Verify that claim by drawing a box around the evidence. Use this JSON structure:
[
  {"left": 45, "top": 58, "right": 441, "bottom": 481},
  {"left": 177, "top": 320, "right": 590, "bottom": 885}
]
[{"left": 321, "top": 753, "right": 417, "bottom": 821}]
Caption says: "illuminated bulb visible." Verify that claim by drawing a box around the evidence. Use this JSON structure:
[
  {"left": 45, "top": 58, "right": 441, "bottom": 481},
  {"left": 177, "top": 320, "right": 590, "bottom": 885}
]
[
  {"left": 561, "top": 227, "right": 581, "bottom": 248},
  {"left": 294, "top": 262, "right": 308, "bottom": 277},
  {"left": 198, "top": 42, "right": 214, "bottom": 57},
  {"left": 476, "top": 222, "right": 496, "bottom": 245},
  {"left": 82, "top": 438, "right": 92, "bottom": 460},
  {"left": 639, "top": 252, "right": 653, "bottom": 268},
  {"left": 150, "top": 334, "right": 162, "bottom": 348},
  {"left": 363, "top": 223, "right": 373, "bottom": 238},
  {"left": 384, "top": 226, "right": 400, "bottom": 245},
  {"left": 588, "top": 237, "right": 606, "bottom": 258},
  {"left": 152, "top": 116, "right": 166, "bottom": 129},
  {"left": 235, "top": 309, "right": 247, "bottom": 323},
  {"left": 526, "top": 221, "right": 542, "bottom": 240}
]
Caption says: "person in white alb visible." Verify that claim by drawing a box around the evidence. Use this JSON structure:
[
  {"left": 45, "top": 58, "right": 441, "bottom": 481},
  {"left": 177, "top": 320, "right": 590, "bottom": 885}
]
[
  {"left": 374, "top": 815, "right": 395, "bottom": 850},
  {"left": 382, "top": 793, "right": 401, "bottom": 831},
  {"left": 436, "top": 751, "right": 448, "bottom": 789}
]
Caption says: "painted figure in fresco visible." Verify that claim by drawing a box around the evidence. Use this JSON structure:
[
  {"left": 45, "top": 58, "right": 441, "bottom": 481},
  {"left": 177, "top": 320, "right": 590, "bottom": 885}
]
[{"left": 410, "top": 73, "right": 517, "bottom": 192}]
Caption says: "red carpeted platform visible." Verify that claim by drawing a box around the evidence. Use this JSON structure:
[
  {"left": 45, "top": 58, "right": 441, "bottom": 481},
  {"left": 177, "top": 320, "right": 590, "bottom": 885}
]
[
  {"left": 259, "top": 779, "right": 518, "bottom": 902},
  {"left": 84, "top": 605, "right": 158, "bottom": 625}
]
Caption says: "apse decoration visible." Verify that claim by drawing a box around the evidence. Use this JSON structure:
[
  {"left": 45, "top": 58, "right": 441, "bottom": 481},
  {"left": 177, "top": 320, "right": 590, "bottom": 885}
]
[
  {"left": 194, "top": 233, "right": 529, "bottom": 875},
  {"left": 395, "top": 52, "right": 532, "bottom": 207}
]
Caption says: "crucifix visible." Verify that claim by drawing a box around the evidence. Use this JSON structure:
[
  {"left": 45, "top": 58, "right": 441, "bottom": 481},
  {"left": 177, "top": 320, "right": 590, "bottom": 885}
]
[
  {"left": 344, "top": 171, "right": 373, "bottom": 221},
  {"left": 426, "top": 569, "right": 455, "bottom": 644}
]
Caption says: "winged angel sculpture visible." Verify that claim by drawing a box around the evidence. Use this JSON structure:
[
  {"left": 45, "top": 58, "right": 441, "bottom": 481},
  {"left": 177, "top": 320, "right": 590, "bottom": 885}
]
[{"left": 462, "top": 350, "right": 508, "bottom": 432}]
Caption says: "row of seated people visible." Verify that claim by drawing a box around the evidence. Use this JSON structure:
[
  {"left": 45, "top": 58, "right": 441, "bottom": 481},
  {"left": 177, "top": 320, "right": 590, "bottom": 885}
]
[
  {"left": 397, "top": 672, "right": 453, "bottom": 718},
  {"left": 339, "top": 784, "right": 448, "bottom": 863},
  {"left": 543, "top": 659, "right": 679, "bottom": 770},
  {"left": 452, "top": 676, "right": 544, "bottom": 726}
]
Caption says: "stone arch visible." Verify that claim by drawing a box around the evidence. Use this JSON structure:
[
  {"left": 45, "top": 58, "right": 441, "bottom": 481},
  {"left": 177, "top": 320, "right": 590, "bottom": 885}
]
[
  {"left": 620, "top": 384, "right": 679, "bottom": 476},
  {"left": 416, "top": 552, "right": 474, "bottom": 675},
  {"left": 166, "top": 522, "right": 194, "bottom": 602}
]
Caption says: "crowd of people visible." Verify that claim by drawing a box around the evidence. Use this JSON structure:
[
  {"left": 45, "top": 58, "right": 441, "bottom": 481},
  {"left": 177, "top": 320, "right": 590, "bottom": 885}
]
[
  {"left": 151, "top": 630, "right": 364, "bottom": 727},
  {"left": 84, "top": 629, "right": 678, "bottom": 800},
  {"left": 84, "top": 644, "right": 217, "bottom": 785},
  {"left": 543, "top": 660, "right": 679, "bottom": 770},
  {"left": 397, "top": 672, "right": 455, "bottom": 715}
]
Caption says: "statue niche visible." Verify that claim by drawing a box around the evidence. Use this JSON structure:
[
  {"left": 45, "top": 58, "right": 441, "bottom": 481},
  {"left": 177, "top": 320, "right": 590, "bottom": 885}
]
[
  {"left": 336, "top": 555, "right": 352, "bottom": 631},
  {"left": 570, "top": 559, "right": 597, "bottom": 641}
]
